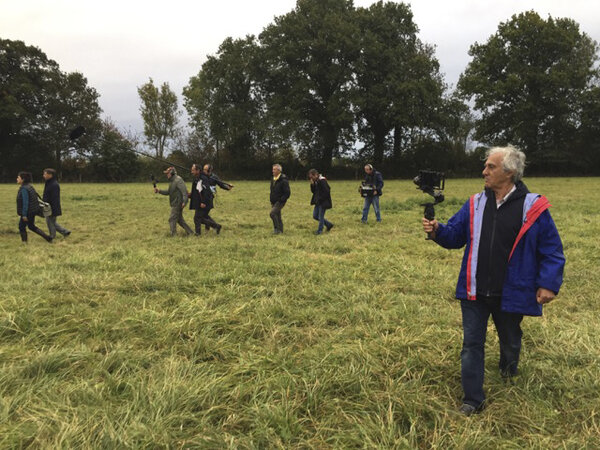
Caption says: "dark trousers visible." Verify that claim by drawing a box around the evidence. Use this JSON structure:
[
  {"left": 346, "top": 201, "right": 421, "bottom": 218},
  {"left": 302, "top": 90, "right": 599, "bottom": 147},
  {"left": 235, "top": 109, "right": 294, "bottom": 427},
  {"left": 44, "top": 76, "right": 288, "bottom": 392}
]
[
  {"left": 460, "top": 297, "right": 523, "bottom": 408},
  {"left": 312, "top": 205, "right": 333, "bottom": 233},
  {"left": 19, "top": 216, "right": 52, "bottom": 242},
  {"left": 194, "top": 208, "right": 219, "bottom": 234},
  {"left": 270, "top": 202, "right": 285, "bottom": 232}
]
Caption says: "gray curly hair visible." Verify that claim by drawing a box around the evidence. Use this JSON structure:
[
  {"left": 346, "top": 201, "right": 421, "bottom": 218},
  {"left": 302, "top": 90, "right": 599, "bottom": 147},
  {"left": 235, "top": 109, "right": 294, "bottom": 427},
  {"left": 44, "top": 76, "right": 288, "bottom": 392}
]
[{"left": 486, "top": 145, "right": 526, "bottom": 183}]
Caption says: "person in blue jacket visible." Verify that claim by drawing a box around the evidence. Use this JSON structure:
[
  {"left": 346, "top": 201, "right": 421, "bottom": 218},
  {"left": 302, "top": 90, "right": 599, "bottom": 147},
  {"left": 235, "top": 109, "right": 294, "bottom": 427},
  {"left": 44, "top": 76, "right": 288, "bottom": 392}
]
[
  {"left": 16, "top": 171, "right": 53, "bottom": 243},
  {"left": 422, "top": 145, "right": 565, "bottom": 416}
]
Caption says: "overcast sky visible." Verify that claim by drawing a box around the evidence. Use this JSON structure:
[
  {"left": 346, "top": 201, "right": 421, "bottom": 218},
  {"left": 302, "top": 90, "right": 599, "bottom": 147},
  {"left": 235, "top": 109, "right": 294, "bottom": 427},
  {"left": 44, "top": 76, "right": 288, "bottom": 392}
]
[{"left": 2, "top": 0, "right": 599, "bottom": 134}]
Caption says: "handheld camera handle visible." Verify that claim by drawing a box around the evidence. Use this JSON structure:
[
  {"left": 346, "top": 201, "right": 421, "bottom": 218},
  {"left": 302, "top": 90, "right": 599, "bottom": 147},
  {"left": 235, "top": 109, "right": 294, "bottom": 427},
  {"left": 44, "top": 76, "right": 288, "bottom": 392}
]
[{"left": 422, "top": 202, "right": 436, "bottom": 240}]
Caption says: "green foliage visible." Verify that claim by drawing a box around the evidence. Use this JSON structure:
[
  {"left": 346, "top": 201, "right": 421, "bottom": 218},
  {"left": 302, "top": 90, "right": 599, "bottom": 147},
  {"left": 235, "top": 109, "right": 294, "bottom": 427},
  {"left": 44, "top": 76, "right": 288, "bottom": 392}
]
[
  {"left": 138, "top": 78, "right": 180, "bottom": 159},
  {"left": 458, "top": 11, "right": 600, "bottom": 171},
  {"left": 0, "top": 178, "right": 598, "bottom": 447},
  {"left": 0, "top": 39, "right": 102, "bottom": 178}
]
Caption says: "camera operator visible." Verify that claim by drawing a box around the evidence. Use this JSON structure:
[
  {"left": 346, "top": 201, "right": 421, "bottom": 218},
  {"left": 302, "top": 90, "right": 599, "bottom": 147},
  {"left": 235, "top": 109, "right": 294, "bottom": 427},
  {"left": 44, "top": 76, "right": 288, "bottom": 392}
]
[
  {"left": 421, "top": 145, "right": 565, "bottom": 416},
  {"left": 154, "top": 167, "right": 194, "bottom": 236},
  {"left": 360, "top": 164, "right": 383, "bottom": 223}
]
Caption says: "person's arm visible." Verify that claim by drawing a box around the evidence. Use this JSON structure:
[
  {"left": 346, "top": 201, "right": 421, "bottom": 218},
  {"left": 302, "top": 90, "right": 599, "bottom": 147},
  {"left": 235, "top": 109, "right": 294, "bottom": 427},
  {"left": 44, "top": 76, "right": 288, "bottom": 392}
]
[
  {"left": 177, "top": 179, "right": 188, "bottom": 208},
  {"left": 282, "top": 179, "right": 291, "bottom": 202},
  {"left": 21, "top": 188, "right": 29, "bottom": 218},
  {"left": 535, "top": 210, "right": 566, "bottom": 303}
]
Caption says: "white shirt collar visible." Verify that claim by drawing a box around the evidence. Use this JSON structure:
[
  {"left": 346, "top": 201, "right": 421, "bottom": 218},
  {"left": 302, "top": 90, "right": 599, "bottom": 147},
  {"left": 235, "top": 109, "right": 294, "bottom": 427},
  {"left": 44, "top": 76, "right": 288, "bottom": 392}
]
[{"left": 496, "top": 184, "right": 516, "bottom": 208}]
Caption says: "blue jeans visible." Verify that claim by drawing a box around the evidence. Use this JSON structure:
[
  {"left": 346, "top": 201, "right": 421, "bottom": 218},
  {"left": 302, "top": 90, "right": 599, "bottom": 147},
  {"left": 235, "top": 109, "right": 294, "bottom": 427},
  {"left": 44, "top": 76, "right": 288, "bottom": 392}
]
[
  {"left": 460, "top": 298, "right": 523, "bottom": 408},
  {"left": 361, "top": 196, "right": 381, "bottom": 222},
  {"left": 313, "top": 205, "right": 333, "bottom": 233}
]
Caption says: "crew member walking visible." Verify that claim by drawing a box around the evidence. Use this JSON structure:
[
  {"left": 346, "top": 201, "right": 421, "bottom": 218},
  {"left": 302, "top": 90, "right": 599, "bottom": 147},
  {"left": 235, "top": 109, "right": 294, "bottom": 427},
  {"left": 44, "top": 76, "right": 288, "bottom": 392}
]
[
  {"left": 155, "top": 167, "right": 194, "bottom": 236},
  {"left": 16, "top": 172, "right": 53, "bottom": 243},
  {"left": 42, "top": 168, "right": 71, "bottom": 239},
  {"left": 308, "top": 169, "right": 333, "bottom": 234},
  {"left": 270, "top": 164, "right": 290, "bottom": 234}
]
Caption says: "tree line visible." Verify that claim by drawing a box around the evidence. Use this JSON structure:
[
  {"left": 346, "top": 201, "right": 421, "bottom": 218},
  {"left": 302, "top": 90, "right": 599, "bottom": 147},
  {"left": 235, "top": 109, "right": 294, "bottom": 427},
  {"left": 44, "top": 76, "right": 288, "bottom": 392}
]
[{"left": 1, "top": 1, "right": 599, "bottom": 182}]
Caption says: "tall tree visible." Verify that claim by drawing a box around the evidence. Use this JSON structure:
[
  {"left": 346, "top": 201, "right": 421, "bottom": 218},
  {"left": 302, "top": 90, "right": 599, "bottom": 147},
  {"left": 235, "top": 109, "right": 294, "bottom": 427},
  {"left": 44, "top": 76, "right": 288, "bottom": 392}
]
[
  {"left": 184, "top": 36, "right": 263, "bottom": 171},
  {"left": 138, "top": 78, "right": 179, "bottom": 159},
  {"left": 259, "top": 0, "right": 359, "bottom": 171},
  {"left": 0, "top": 39, "right": 101, "bottom": 179},
  {"left": 353, "top": 1, "right": 419, "bottom": 165},
  {"left": 458, "top": 11, "right": 600, "bottom": 169}
]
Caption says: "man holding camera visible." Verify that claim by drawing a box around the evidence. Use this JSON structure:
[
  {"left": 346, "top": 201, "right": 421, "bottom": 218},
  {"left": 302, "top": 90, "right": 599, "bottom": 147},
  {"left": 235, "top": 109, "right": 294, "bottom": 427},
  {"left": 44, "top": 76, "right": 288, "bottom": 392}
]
[
  {"left": 360, "top": 164, "right": 383, "bottom": 223},
  {"left": 422, "top": 145, "right": 565, "bottom": 416},
  {"left": 155, "top": 167, "right": 194, "bottom": 236}
]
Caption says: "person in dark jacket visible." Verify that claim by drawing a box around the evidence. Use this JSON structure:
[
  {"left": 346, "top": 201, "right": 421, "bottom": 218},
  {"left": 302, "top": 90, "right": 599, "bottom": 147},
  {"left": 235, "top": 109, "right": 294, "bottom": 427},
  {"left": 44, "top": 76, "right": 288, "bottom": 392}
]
[
  {"left": 16, "top": 172, "right": 53, "bottom": 243},
  {"left": 422, "top": 145, "right": 565, "bottom": 416},
  {"left": 308, "top": 169, "right": 333, "bottom": 234},
  {"left": 154, "top": 167, "right": 194, "bottom": 236},
  {"left": 42, "top": 168, "right": 71, "bottom": 239},
  {"left": 194, "top": 164, "right": 233, "bottom": 235},
  {"left": 270, "top": 164, "right": 291, "bottom": 234},
  {"left": 189, "top": 164, "right": 204, "bottom": 235},
  {"left": 361, "top": 164, "right": 384, "bottom": 223}
]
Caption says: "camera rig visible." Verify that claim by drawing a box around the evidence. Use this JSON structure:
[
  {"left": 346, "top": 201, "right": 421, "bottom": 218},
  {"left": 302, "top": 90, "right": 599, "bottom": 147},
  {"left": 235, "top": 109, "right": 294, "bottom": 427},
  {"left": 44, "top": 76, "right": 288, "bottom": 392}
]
[{"left": 414, "top": 170, "right": 445, "bottom": 239}]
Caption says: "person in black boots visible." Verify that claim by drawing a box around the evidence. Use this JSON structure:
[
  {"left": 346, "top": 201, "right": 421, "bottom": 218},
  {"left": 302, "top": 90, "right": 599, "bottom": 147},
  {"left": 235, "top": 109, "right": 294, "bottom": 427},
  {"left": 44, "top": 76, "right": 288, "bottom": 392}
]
[
  {"left": 308, "top": 169, "right": 333, "bottom": 234},
  {"left": 16, "top": 172, "right": 52, "bottom": 243},
  {"left": 194, "top": 164, "right": 233, "bottom": 235},
  {"left": 42, "top": 168, "right": 71, "bottom": 239},
  {"left": 201, "top": 164, "right": 233, "bottom": 233},
  {"left": 270, "top": 164, "right": 291, "bottom": 234}
]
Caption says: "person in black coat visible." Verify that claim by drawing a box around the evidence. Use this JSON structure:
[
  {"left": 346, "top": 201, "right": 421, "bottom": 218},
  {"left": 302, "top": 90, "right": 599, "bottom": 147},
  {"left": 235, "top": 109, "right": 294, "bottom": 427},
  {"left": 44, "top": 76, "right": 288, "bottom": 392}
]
[
  {"left": 193, "top": 164, "right": 233, "bottom": 235},
  {"left": 16, "top": 172, "right": 53, "bottom": 243},
  {"left": 42, "top": 168, "right": 71, "bottom": 238},
  {"left": 308, "top": 169, "right": 333, "bottom": 234},
  {"left": 270, "top": 164, "right": 291, "bottom": 234}
]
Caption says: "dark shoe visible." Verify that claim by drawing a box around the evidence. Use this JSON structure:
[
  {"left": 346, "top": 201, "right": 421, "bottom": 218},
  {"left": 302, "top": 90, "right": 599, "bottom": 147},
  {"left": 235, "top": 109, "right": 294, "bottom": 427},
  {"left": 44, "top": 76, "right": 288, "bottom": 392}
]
[
  {"left": 459, "top": 403, "right": 481, "bottom": 416},
  {"left": 63, "top": 230, "right": 71, "bottom": 237},
  {"left": 326, "top": 223, "right": 334, "bottom": 232},
  {"left": 273, "top": 229, "right": 281, "bottom": 235},
  {"left": 216, "top": 225, "right": 222, "bottom": 235},
  {"left": 314, "top": 231, "right": 322, "bottom": 235},
  {"left": 20, "top": 231, "right": 28, "bottom": 242},
  {"left": 205, "top": 224, "right": 210, "bottom": 231},
  {"left": 361, "top": 219, "right": 367, "bottom": 224}
]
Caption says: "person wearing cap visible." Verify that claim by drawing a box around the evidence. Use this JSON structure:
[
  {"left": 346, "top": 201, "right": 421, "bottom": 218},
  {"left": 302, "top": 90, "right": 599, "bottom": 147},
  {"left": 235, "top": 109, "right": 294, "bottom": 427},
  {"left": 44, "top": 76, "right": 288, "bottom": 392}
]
[
  {"left": 361, "top": 164, "right": 384, "bottom": 223},
  {"left": 154, "top": 167, "right": 194, "bottom": 236}
]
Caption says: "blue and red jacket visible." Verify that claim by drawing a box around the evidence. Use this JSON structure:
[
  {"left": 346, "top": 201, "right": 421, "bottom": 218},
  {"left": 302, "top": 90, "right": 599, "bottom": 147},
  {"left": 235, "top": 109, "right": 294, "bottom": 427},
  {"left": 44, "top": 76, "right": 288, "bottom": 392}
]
[{"left": 434, "top": 189, "right": 565, "bottom": 316}]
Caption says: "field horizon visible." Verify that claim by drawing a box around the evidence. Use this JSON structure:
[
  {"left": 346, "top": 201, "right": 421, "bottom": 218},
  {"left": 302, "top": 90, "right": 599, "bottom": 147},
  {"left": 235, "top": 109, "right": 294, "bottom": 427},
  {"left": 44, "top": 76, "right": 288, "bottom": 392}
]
[{"left": 1, "top": 178, "right": 598, "bottom": 448}]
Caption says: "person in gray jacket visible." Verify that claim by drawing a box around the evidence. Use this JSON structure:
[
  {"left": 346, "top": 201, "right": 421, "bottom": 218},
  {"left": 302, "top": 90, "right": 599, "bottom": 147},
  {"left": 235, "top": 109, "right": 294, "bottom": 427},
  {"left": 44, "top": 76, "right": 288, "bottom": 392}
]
[{"left": 154, "top": 167, "right": 194, "bottom": 236}]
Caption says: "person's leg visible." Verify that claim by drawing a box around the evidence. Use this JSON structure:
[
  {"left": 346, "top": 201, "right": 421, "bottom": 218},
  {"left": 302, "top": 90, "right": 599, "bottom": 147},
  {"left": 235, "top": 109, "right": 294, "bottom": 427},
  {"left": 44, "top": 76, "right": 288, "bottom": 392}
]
[
  {"left": 52, "top": 217, "right": 70, "bottom": 236},
  {"left": 193, "top": 209, "right": 202, "bottom": 235},
  {"left": 361, "top": 197, "right": 372, "bottom": 222},
  {"left": 28, "top": 215, "right": 52, "bottom": 242},
  {"left": 315, "top": 205, "right": 326, "bottom": 234},
  {"left": 460, "top": 299, "right": 491, "bottom": 409},
  {"left": 491, "top": 303, "right": 524, "bottom": 378},
  {"left": 176, "top": 209, "right": 194, "bottom": 235},
  {"left": 169, "top": 206, "right": 179, "bottom": 236},
  {"left": 203, "top": 209, "right": 221, "bottom": 234},
  {"left": 373, "top": 195, "right": 382, "bottom": 222},
  {"left": 46, "top": 215, "right": 57, "bottom": 239},
  {"left": 323, "top": 209, "right": 333, "bottom": 231},
  {"left": 270, "top": 203, "right": 283, "bottom": 233},
  {"left": 19, "top": 218, "right": 28, "bottom": 242}
]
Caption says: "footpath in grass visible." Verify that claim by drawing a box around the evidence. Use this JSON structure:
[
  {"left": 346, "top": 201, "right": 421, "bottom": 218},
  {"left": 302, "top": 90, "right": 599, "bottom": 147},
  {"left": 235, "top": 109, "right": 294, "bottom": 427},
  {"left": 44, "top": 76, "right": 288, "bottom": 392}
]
[{"left": 0, "top": 178, "right": 598, "bottom": 447}]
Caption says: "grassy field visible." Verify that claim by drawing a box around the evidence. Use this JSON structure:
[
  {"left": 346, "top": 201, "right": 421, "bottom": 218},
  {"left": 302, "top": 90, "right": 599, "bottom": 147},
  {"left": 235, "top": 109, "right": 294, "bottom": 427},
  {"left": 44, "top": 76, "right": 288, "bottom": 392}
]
[{"left": 0, "top": 177, "right": 598, "bottom": 448}]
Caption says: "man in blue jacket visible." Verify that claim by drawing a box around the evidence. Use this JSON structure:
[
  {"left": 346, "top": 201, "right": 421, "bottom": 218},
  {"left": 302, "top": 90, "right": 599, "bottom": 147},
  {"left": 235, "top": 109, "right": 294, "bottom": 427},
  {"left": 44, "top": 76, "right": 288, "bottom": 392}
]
[
  {"left": 42, "top": 168, "right": 71, "bottom": 239},
  {"left": 422, "top": 145, "right": 565, "bottom": 416}
]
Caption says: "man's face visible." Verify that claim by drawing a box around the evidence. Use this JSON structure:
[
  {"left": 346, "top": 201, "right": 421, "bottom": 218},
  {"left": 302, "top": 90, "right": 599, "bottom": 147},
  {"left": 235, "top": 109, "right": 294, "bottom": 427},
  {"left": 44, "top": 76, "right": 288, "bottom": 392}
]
[
  {"left": 364, "top": 166, "right": 373, "bottom": 175},
  {"left": 309, "top": 173, "right": 318, "bottom": 182},
  {"left": 203, "top": 165, "right": 211, "bottom": 175},
  {"left": 16, "top": 175, "right": 23, "bottom": 184},
  {"left": 42, "top": 171, "right": 52, "bottom": 181},
  {"left": 191, "top": 165, "right": 200, "bottom": 177},
  {"left": 272, "top": 166, "right": 281, "bottom": 177},
  {"left": 483, "top": 153, "right": 513, "bottom": 191}
]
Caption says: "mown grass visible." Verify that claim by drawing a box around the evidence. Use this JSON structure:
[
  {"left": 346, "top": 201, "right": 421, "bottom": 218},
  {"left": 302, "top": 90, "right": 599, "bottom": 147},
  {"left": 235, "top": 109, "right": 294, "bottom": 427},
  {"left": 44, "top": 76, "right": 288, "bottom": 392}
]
[{"left": 0, "top": 178, "right": 598, "bottom": 448}]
